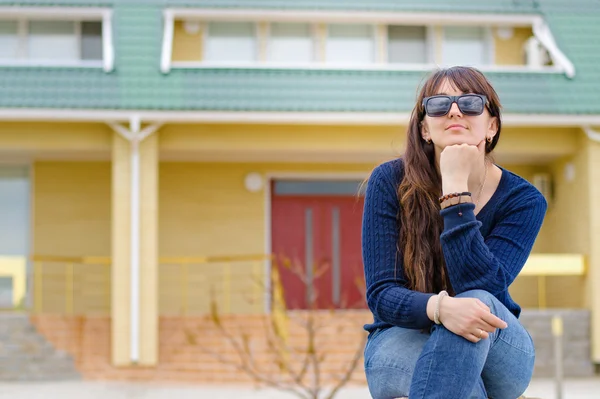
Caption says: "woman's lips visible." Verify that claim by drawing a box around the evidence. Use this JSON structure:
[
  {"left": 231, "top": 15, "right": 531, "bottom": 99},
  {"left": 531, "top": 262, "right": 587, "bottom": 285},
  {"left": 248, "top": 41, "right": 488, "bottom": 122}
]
[{"left": 446, "top": 124, "right": 466, "bottom": 130}]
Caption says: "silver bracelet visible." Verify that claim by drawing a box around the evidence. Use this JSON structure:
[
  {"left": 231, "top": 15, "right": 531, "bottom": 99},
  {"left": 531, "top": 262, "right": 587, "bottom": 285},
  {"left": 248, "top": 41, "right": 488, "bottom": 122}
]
[{"left": 434, "top": 290, "right": 449, "bottom": 325}]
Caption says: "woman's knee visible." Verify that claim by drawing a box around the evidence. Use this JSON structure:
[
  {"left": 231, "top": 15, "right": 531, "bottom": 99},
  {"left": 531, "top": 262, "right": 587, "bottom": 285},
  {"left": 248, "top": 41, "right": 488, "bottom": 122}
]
[
  {"left": 364, "top": 327, "right": 428, "bottom": 398},
  {"left": 455, "top": 289, "right": 496, "bottom": 307},
  {"left": 366, "top": 367, "right": 411, "bottom": 399}
]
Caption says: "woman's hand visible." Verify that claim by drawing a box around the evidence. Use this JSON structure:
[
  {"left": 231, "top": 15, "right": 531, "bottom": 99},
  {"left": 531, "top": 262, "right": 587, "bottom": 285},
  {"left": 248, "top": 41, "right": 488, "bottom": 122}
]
[
  {"left": 438, "top": 295, "right": 508, "bottom": 343},
  {"left": 440, "top": 141, "right": 485, "bottom": 195}
]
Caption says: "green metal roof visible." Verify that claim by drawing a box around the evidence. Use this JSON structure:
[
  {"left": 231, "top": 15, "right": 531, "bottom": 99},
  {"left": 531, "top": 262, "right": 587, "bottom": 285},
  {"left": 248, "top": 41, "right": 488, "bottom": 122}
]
[{"left": 0, "top": 0, "right": 599, "bottom": 114}]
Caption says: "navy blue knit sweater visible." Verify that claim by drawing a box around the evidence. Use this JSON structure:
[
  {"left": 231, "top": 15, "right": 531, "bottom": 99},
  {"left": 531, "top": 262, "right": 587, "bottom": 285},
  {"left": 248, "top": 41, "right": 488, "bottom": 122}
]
[{"left": 362, "top": 158, "right": 547, "bottom": 333}]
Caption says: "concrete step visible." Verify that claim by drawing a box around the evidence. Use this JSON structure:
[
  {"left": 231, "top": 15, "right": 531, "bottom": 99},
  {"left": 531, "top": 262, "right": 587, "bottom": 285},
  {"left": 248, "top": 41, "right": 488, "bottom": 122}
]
[{"left": 0, "top": 313, "right": 80, "bottom": 381}]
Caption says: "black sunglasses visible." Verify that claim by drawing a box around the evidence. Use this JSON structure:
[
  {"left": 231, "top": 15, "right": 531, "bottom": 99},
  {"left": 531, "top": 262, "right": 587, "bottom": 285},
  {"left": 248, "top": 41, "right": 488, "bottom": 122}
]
[{"left": 422, "top": 94, "right": 487, "bottom": 117}]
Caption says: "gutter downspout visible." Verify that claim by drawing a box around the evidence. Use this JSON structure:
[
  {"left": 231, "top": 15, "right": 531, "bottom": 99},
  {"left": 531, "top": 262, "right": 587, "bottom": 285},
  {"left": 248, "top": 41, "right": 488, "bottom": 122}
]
[{"left": 108, "top": 116, "right": 161, "bottom": 364}]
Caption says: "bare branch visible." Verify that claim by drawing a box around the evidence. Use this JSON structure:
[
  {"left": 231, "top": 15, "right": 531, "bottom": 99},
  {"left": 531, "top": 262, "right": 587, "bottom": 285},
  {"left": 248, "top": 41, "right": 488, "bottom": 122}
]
[{"left": 324, "top": 333, "right": 367, "bottom": 399}]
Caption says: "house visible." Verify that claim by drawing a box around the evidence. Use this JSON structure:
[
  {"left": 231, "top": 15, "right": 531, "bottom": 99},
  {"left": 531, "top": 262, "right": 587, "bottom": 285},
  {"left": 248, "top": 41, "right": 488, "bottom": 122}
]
[{"left": 0, "top": 0, "right": 598, "bottom": 382}]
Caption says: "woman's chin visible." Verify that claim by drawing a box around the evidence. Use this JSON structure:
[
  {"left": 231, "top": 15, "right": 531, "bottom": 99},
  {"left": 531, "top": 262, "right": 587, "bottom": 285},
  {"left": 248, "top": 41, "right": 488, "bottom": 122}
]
[{"left": 440, "top": 137, "right": 479, "bottom": 147}]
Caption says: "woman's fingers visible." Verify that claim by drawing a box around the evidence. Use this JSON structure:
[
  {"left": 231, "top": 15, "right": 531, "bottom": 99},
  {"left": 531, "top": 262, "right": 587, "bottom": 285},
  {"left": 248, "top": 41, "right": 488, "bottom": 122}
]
[
  {"left": 464, "top": 331, "right": 486, "bottom": 343},
  {"left": 481, "top": 311, "right": 508, "bottom": 329}
]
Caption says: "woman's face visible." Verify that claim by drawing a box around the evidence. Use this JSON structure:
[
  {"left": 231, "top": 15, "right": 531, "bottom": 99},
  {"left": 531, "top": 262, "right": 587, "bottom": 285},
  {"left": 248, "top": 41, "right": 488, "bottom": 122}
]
[{"left": 421, "top": 79, "right": 498, "bottom": 151}]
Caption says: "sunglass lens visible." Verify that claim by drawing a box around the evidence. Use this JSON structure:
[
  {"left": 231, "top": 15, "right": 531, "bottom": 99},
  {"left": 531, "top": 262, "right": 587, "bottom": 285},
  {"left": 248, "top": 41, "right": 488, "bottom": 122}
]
[
  {"left": 457, "top": 95, "right": 484, "bottom": 115},
  {"left": 426, "top": 97, "right": 451, "bottom": 117}
]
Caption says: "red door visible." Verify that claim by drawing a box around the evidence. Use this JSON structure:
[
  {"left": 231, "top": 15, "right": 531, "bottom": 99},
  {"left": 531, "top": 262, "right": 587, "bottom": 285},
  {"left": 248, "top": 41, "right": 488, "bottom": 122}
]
[{"left": 271, "top": 180, "right": 366, "bottom": 310}]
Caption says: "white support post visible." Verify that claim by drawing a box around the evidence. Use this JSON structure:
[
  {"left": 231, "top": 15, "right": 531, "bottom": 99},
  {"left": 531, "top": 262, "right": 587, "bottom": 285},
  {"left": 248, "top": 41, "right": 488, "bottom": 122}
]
[
  {"left": 129, "top": 117, "right": 140, "bottom": 364},
  {"left": 108, "top": 116, "right": 161, "bottom": 365}
]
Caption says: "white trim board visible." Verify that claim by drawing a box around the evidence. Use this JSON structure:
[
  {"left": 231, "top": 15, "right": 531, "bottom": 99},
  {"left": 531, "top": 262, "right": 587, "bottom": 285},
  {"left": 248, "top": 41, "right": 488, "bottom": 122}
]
[
  {"left": 170, "top": 61, "right": 564, "bottom": 74},
  {"left": 167, "top": 9, "right": 542, "bottom": 26},
  {"left": 0, "top": 109, "right": 599, "bottom": 127},
  {"left": 0, "top": 7, "right": 108, "bottom": 20}
]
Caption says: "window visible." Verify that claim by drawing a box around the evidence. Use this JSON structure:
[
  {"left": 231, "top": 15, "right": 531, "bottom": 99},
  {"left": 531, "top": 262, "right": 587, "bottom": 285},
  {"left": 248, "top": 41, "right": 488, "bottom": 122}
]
[
  {"left": 442, "top": 26, "right": 491, "bottom": 66},
  {"left": 205, "top": 22, "right": 257, "bottom": 62},
  {"left": 28, "top": 21, "right": 78, "bottom": 60},
  {"left": 388, "top": 25, "right": 428, "bottom": 64},
  {"left": 0, "top": 21, "right": 18, "bottom": 59},
  {"left": 81, "top": 21, "right": 103, "bottom": 60},
  {"left": 326, "top": 24, "right": 374, "bottom": 64},
  {"left": 268, "top": 23, "right": 313, "bottom": 63},
  {"left": 0, "top": 19, "right": 103, "bottom": 62}
]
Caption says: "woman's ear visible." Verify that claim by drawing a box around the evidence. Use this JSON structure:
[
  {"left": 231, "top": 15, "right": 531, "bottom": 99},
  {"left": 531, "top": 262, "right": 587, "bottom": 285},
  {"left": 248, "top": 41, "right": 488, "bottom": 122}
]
[
  {"left": 421, "top": 121, "right": 430, "bottom": 142},
  {"left": 487, "top": 116, "right": 498, "bottom": 139}
]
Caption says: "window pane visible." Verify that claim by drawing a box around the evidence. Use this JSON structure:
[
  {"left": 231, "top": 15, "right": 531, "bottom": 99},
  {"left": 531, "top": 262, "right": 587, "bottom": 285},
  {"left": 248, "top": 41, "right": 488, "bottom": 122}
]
[
  {"left": 28, "top": 21, "right": 77, "bottom": 60},
  {"left": 388, "top": 25, "right": 427, "bottom": 63},
  {"left": 0, "top": 21, "right": 18, "bottom": 59},
  {"left": 268, "top": 23, "right": 312, "bottom": 63},
  {"left": 81, "top": 21, "right": 102, "bottom": 60},
  {"left": 326, "top": 24, "right": 374, "bottom": 64},
  {"left": 205, "top": 22, "right": 256, "bottom": 62},
  {"left": 442, "top": 26, "right": 489, "bottom": 66}
]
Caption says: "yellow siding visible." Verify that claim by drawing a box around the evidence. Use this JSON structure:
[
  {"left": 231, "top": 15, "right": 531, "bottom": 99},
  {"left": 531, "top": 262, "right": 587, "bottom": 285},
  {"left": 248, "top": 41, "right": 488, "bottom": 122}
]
[
  {"left": 503, "top": 133, "right": 589, "bottom": 309},
  {"left": 0, "top": 122, "right": 111, "bottom": 153},
  {"left": 494, "top": 27, "right": 532, "bottom": 66},
  {"left": 34, "top": 162, "right": 111, "bottom": 257},
  {"left": 159, "top": 162, "right": 372, "bottom": 257},
  {"left": 172, "top": 20, "right": 203, "bottom": 62}
]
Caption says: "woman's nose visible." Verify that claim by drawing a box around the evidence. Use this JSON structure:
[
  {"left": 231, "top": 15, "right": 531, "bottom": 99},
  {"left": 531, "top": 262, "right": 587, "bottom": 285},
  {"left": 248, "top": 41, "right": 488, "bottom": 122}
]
[{"left": 448, "top": 101, "right": 463, "bottom": 117}]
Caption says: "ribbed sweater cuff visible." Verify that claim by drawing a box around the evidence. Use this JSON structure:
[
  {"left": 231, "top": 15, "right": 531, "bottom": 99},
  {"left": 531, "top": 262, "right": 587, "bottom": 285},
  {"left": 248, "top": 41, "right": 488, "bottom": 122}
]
[
  {"left": 413, "top": 292, "right": 435, "bottom": 328},
  {"left": 440, "top": 202, "right": 477, "bottom": 231}
]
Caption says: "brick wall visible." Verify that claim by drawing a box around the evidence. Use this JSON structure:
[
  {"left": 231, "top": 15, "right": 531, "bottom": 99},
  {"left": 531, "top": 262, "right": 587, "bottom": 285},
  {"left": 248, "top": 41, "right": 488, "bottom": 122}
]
[
  {"left": 31, "top": 309, "right": 593, "bottom": 383},
  {"left": 30, "top": 311, "right": 371, "bottom": 385}
]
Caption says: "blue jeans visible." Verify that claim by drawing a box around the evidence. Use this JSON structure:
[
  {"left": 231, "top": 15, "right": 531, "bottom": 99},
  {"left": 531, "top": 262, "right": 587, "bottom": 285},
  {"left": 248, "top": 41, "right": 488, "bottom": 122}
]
[{"left": 364, "top": 289, "right": 535, "bottom": 399}]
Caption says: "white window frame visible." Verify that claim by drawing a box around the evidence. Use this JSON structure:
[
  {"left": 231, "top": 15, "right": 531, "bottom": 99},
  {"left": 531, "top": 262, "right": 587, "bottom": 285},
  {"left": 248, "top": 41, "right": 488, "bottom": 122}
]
[
  {"left": 323, "top": 23, "right": 377, "bottom": 65},
  {"left": 385, "top": 25, "right": 435, "bottom": 66},
  {"left": 264, "top": 22, "right": 317, "bottom": 64},
  {"left": 0, "top": 7, "right": 114, "bottom": 72},
  {"left": 161, "top": 9, "right": 574, "bottom": 78},
  {"left": 440, "top": 26, "right": 495, "bottom": 67},
  {"left": 202, "top": 20, "right": 260, "bottom": 64}
]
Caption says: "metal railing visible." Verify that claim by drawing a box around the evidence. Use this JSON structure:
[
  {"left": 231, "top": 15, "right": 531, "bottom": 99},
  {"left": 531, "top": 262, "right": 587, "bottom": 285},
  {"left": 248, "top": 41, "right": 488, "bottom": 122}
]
[
  {"left": 31, "top": 252, "right": 585, "bottom": 315},
  {"left": 31, "top": 254, "right": 276, "bottom": 316},
  {"left": 159, "top": 254, "right": 271, "bottom": 316},
  {"left": 32, "top": 255, "right": 111, "bottom": 315}
]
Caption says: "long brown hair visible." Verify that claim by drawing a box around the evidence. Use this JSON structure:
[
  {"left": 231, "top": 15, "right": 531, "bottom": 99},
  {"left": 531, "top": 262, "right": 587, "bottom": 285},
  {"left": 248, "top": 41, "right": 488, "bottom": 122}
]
[{"left": 399, "top": 66, "right": 502, "bottom": 294}]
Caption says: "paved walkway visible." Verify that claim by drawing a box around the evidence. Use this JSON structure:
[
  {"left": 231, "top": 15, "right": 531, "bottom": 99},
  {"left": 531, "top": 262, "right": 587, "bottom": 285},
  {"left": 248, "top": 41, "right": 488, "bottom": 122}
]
[{"left": 1, "top": 378, "right": 600, "bottom": 398}]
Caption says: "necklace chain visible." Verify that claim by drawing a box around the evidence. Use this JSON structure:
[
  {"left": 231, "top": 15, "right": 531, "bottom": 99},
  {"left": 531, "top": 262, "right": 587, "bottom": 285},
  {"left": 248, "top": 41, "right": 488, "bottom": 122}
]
[{"left": 475, "top": 161, "right": 488, "bottom": 209}]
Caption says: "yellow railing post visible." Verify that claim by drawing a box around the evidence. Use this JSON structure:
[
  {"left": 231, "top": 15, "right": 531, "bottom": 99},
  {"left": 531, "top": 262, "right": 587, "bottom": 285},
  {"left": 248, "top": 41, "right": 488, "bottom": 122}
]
[
  {"left": 538, "top": 275, "right": 547, "bottom": 309},
  {"left": 253, "top": 260, "right": 260, "bottom": 313},
  {"left": 34, "top": 262, "right": 42, "bottom": 313},
  {"left": 65, "top": 263, "right": 74, "bottom": 315},
  {"left": 106, "top": 263, "right": 111, "bottom": 313},
  {"left": 223, "top": 262, "right": 231, "bottom": 314},
  {"left": 180, "top": 262, "right": 189, "bottom": 316}
]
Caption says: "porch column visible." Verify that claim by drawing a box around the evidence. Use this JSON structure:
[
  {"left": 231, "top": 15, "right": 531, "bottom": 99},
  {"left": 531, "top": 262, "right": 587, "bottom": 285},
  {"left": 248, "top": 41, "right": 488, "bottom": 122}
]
[
  {"left": 111, "top": 130, "right": 159, "bottom": 366},
  {"left": 587, "top": 138, "right": 600, "bottom": 363}
]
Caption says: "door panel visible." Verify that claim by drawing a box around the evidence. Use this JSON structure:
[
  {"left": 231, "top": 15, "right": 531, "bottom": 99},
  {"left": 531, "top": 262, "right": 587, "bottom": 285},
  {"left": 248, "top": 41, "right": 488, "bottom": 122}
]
[{"left": 271, "top": 180, "right": 366, "bottom": 310}]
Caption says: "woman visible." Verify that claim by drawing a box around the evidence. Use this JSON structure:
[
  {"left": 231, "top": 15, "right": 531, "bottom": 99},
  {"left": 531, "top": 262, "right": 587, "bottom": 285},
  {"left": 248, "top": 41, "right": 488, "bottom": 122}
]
[{"left": 362, "top": 66, "right": 547, "bottom": 399}]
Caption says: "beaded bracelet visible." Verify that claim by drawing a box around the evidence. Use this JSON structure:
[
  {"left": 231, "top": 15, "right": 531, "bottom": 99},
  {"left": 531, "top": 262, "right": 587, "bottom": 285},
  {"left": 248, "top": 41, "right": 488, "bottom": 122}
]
[
  {"left": 434, "top": 290, "right": 449, "bottom": 325},
  {"left": 438, "top": 191, "right": 472, "bottom": 204}
]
